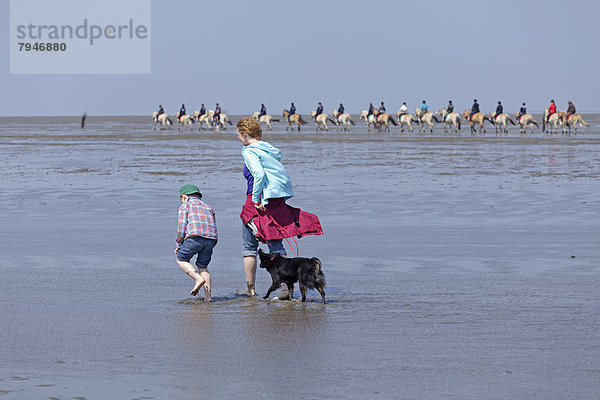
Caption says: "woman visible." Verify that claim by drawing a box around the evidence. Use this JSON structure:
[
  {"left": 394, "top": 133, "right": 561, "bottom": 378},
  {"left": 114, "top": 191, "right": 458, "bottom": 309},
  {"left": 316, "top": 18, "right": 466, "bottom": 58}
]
[{"left": 236, "top": 117, "right": 322, "bottom": 297}]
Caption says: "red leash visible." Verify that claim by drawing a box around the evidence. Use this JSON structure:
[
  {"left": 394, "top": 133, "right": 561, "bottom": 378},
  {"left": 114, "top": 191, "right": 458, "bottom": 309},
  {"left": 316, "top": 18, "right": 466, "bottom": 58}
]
[{"left": 264, "top": 209, "right": 299, "bottom": 258}]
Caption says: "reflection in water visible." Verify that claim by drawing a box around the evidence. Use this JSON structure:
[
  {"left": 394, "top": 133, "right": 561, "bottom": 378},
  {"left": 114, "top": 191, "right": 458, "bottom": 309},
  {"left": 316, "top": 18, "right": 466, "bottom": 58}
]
[{"left": 174, "top": 299, "right": 328, "bottom": 398}]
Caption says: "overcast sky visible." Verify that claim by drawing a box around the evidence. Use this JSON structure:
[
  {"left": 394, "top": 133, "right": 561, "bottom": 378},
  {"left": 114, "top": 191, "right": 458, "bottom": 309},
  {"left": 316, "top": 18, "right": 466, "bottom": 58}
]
[{"left": 1, "top": 0, "right": 599, "bottom": 116}]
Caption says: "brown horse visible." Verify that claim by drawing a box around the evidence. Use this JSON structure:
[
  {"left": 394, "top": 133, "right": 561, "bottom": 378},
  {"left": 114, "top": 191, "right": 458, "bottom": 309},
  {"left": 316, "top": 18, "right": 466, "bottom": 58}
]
[
  {"left": 374, "top": 112, "right": 397, "bottom": 132},
  {"left": 282, "top": 110, "right": 307, "bottom": 131},
  {"left": 252, "top": 112, "right": 279, "bottom": 130},
  {"left": 515, "top": 112, "right": 539, "bottom": 134},
  {"left": 310, "top": 111, "right": 336, "bottom": 131},
  {"left": 415, "top": 108, "right": 440, "bottom": 133},
  {"left": 562, "top": 114, "right": 590, "bottom": 134},
  {"left": 463, "top": 110, "right": 493, "bottom": 133}
]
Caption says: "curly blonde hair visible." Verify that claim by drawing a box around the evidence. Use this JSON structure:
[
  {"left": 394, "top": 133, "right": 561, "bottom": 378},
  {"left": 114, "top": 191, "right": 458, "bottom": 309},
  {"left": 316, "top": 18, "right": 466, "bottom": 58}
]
[{"left": 237, "top": 117, "right": 262, "bottom": 139}]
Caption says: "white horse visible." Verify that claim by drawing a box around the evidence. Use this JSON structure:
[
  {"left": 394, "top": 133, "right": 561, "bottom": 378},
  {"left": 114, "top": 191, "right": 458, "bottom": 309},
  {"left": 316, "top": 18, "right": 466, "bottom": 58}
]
[
  {"left": 562, "top": 113, "right": 590, "bottom": 134},
  {"left": 543, "top": 108, "right": 564, "bottom": 134},
  {"left": 193, "top": 111, "right": 213, "bottom": 130},
  {"left": 212, "top": 113, "right": 232, "bottom": 132},
  {"left": 251, "top": 112, "right": 279, "bottom": 130},
  {"left": 395, "top": 111, "right": 418, "bottom": 133},
  {"left": 309, "top": 111, "right": 336, "bottom": 131},
  {"left": 436, "top": 108, "right": 461, "bottom": 133},
  {"left": 489, "top": 112, "right": 516, "bottom": 134},
  {"left": 176, "top": 113, "right": 194, "bottom": 131},
  {"left": 515, "top": 112, "right": 539, "bottom": 134},
  {"left": 359, "top": 110, "right": 378, "bottom": 131},
  {"left": 332, "top": 109, "right": 356, "bottom": 131},
  {"left": 152, "top": 112, "right": 173, "bottom": 130},
  {"left": 219, "top": 113, "right": 232, "bottom": 129}
]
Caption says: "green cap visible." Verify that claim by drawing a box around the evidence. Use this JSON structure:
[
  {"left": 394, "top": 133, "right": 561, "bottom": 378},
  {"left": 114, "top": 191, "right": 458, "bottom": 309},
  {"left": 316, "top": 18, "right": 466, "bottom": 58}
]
[{"left": 179, "top": 184, "right": 201, "bottom": 196}]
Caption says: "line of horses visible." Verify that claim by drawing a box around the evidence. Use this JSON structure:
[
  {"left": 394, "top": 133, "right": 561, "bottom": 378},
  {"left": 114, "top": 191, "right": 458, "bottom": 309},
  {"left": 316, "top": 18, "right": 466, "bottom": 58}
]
[
  {"left": 152, "top": 107, "right": 591, "bottom": 135},
  {"left": 152, "top": 109, "right": 233, "bottom": 131},
  {"left": 257, "top": 109, "right": 355, "bottom": 131}
]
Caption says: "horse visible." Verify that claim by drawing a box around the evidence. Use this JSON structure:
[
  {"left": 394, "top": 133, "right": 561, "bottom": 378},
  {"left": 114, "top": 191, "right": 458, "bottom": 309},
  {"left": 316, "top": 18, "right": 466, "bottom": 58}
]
[
  {"left": 562, "top": 113, "right": 590, "bottom": 134},
  {"left": 282, "top": 110, "right": 306, "bottom": 131},
  {"left": 515, "top": 112, "right": 539, "bottom": 134},
  {"left": 436, "top": 108, "right": 461, "bottom": 133},
  {"left": 373, "top": 111, "right": 397, "bottom": 132},
  {"left": 415, "top": 108, "right": 440, "bottom": 133},
  {"left": 309, "top": 111, "right": 336, "bottom": 131},
  {"left": 542, "top": 108, "right": 564, "bottom": 134},
  {"left": 359, "top": 110, "right": 378, "bottom": 131},
  {"left": 489, "top": 112, "right": 516, "bottom": 134},
  {"left": 176, "top": 113, "right": 195, "bottom": 131},
  {"left": 462, "top": 110, "right": 493, "bottom": 133},
  {"left": 214, "top": 113, "right": 233, "bottom": 132},
  {"left": 193, "top": 110, "right": 213, "bottom": 130},
  {"left": 395, "top": 111, "right": 418, "bottom": 133},
  {"left": 332, "top": 109, "right": 356, "bottom": 131},
  {"left": 152, "top": 112, "right": 173, "bottom": 130},
  {"left": 251, "top": 112, "right": 279, "bottom": 130}
]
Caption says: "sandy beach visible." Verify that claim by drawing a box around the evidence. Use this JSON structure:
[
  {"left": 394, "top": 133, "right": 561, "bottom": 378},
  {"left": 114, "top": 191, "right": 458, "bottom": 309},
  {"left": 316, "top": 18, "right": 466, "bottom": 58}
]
[{"left": 1, "top": 115, "right": 599, "bottom": 399}]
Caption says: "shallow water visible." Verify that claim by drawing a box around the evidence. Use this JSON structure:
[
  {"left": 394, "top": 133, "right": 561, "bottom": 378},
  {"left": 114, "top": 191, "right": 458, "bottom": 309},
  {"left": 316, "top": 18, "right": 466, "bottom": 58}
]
[{"left": 1, "top": 115, "right": 599, "bottom": 399}]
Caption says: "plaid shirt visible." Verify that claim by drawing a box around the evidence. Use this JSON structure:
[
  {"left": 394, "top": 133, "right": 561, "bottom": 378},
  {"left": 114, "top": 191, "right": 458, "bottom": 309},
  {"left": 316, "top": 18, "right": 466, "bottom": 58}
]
[{"left": 176, "top": 196, "right": 218, "bottom": 246}]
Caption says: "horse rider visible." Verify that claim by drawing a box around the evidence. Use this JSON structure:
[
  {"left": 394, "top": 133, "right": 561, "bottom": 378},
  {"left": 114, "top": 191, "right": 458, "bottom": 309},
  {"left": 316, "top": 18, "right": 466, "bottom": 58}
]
[
  {"left": 258, "top": 104, "right": 267, "bottom": 120},
  {"left": 179, "top": 104, "right": 186, "bottom": 121},
  {"left": 199, "top": 104, "right": 206, "bottom": 117},
  {"left": 517, "top": 103, "right": 526, "bottom": 121},
  {"left": 495, "top": 101, "right": 503, "bottom": 120},
  {"left": 367, "top": 102, "right": 375, "bottom": 118},
  {"left": 157, "top": 104, "right": 164, "bottom": 116},
  {"left": 288, "top": 102, "right": 296, "bottom": 121},
  {"left": 315, "top": 102, "right": 324, "bottom": 117},
  {"left": 566, "top": 100, "right": 576, "bottom": 120},
  {"left": 443, "top": 100, "right": 454, "bottom": 122},
  {"left": 547, "top": 100, "right": 556, "bottom": 122},
  {"left": 470, "top": 99, "right": 480, "bottom": 121},
  {"left": 337, "top": 103, "right": 345, "bottom": 119},
  {"left": 399, "top": 102, "right": 408, "bottom": 116},
  {"left": 214, "top": 103, "right": 221, "bottom": 124},
  {"left": 419, "top": 100, "right": 428, "bottom": 120},
  {"left": 379, "top": 102, "right": 386, "bottom": 113}
]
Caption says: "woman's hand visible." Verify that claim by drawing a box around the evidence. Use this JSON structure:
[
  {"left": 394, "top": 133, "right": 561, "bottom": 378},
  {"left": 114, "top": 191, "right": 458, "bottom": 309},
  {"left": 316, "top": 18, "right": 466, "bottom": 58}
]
[{"left": 254, "top": 202, "right": 265, "bottom": 211}]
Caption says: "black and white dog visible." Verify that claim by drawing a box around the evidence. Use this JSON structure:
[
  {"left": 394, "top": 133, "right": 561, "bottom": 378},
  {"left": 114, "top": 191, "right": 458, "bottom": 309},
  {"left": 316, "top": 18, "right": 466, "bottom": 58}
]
[{"left": 258, "top": 249, "right": 326, "bottom": 304}]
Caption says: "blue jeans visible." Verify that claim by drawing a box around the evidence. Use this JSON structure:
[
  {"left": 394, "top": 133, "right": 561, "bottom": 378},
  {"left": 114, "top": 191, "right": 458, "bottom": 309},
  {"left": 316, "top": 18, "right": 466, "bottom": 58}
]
[
  {"left": 177, "top": 236, "right": 217, "bottom": 269},
  {"left": 242, "top": 223, "right": 286, "bottom": 257}
]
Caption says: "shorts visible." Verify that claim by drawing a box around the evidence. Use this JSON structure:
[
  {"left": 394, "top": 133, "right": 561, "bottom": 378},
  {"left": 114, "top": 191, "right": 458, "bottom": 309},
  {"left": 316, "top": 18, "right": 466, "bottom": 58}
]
[
  {"left": 242, "top": 222, "right": 286, "bottom": 257},
  {"left": 177, "top": 236, "right": 217, "bottom": 269}
]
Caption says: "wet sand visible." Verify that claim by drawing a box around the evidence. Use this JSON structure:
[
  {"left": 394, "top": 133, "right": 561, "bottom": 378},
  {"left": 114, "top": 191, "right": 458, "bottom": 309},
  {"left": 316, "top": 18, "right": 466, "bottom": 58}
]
[{"left": 1, "top": 115, "right": 599, "bottom": 399}]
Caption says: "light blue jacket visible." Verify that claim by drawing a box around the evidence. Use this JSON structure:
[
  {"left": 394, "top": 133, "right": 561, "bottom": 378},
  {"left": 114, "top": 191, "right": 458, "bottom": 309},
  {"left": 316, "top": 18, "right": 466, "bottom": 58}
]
[{"left": 242, "top": 141, "right": 294, "bottom": 204}]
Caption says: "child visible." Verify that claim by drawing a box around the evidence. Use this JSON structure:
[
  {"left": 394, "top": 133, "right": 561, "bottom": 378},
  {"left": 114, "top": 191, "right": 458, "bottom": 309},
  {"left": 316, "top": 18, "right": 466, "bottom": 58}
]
[{"left": 175, "top": 184, "right": 217, "bottom": 302}]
